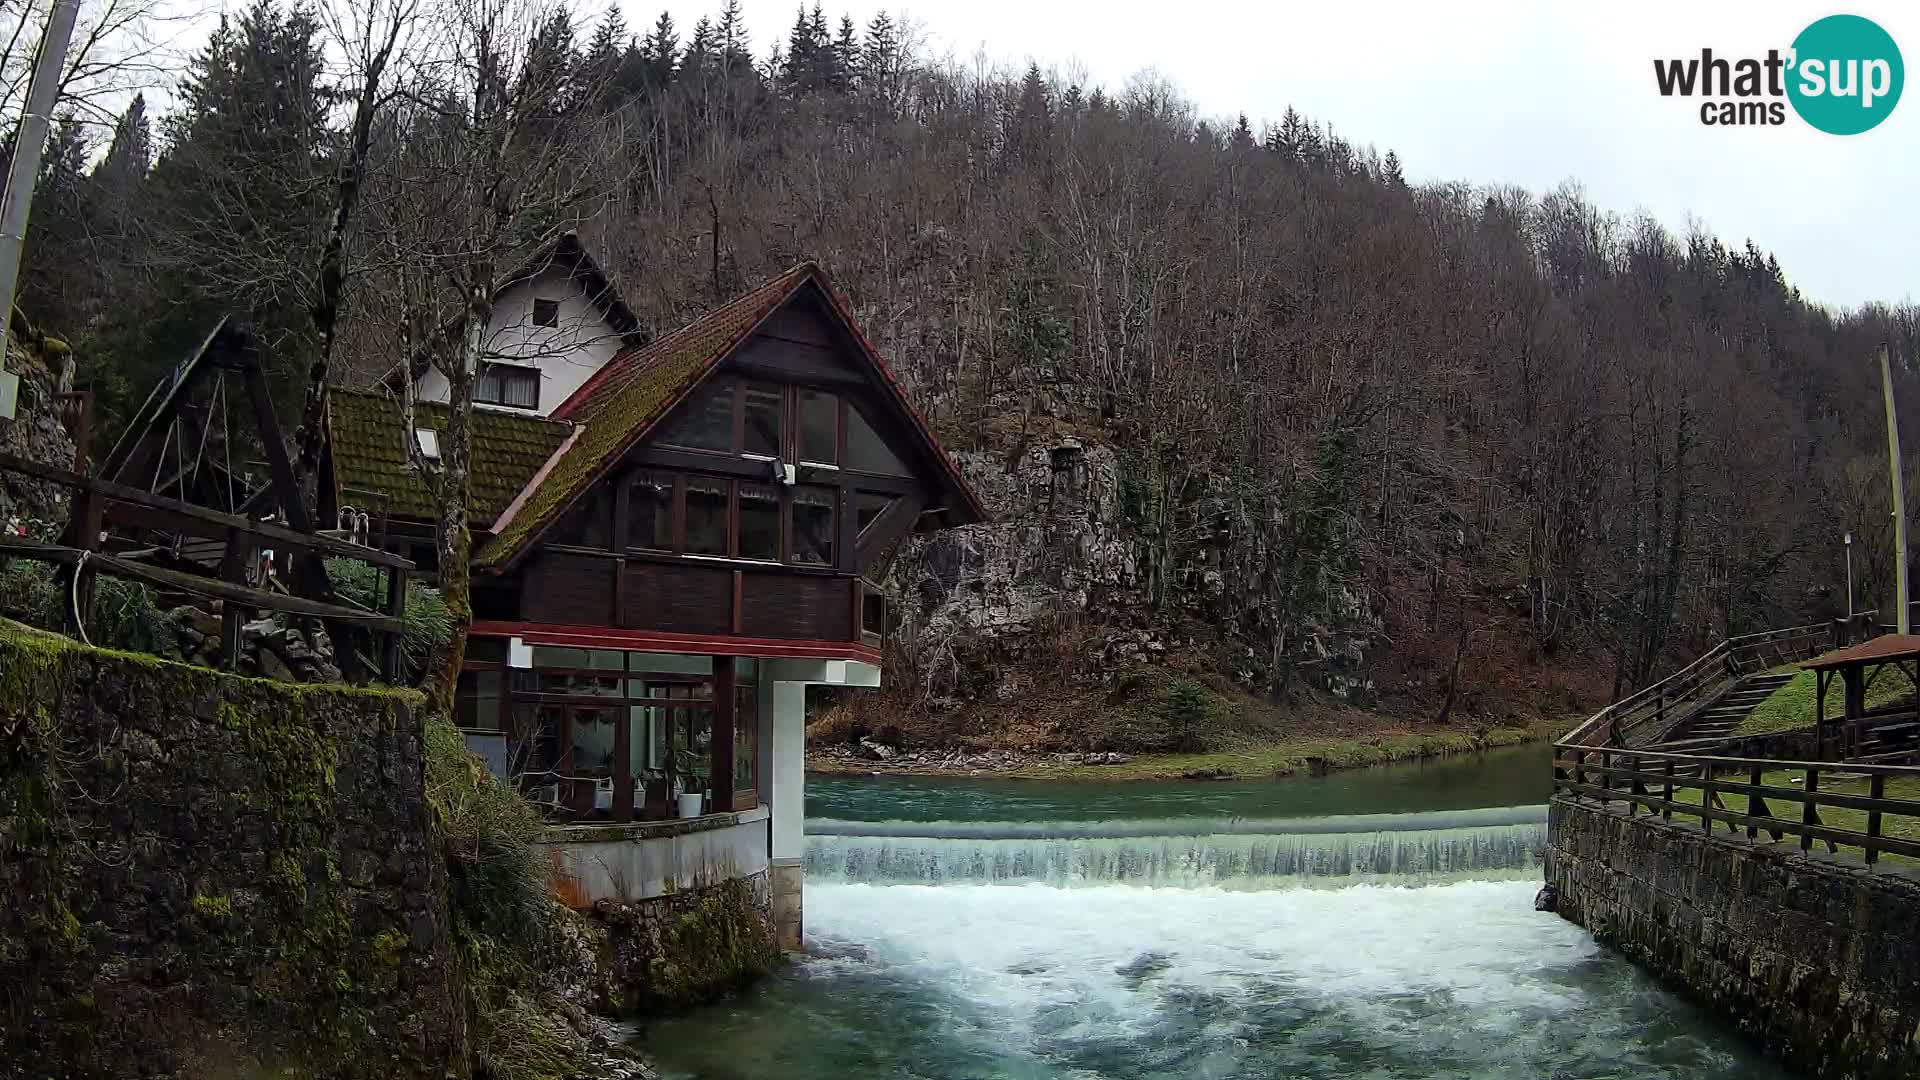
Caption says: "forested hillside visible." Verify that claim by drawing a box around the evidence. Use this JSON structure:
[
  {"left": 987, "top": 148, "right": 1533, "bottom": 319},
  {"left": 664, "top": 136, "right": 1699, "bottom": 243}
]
[{"left": 16, "top": 0, "right": 1920, "bottom": 750}]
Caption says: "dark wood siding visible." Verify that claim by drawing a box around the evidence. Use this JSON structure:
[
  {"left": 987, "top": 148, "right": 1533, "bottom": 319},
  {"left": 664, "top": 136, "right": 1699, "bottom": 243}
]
[
  {"left": 521, "top": 551, "right": 615, "bottom": 624},
  {"left": 622, "top": 561, "right": 732, "bottom": 635},
  {"left": 741, "top": 574, "right": 851, "bottom": 641}
]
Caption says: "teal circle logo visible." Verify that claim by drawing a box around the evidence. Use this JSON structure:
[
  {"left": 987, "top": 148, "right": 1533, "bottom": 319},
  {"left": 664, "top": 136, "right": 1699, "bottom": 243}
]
[{"left": 1788, "top": 14, "right": 1903, "bottom": 134}]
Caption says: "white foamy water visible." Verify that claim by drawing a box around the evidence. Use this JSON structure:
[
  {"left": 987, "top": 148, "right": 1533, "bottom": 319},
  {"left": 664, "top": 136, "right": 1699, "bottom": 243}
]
[
  {"left": 642, "top": 877, "right": 1791, "bottom": 1079},
  {"left": 804, "top": 808, "right": 1546, "bottom": 888}
]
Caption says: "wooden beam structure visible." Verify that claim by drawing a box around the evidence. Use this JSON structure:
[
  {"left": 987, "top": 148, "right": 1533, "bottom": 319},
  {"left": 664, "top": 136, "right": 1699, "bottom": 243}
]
[
  {"left": 0, "top": 536, "right": 405, "bottom": 634},
  {"left": 0, "top": 451, "right": 413, "bottom": 568}
]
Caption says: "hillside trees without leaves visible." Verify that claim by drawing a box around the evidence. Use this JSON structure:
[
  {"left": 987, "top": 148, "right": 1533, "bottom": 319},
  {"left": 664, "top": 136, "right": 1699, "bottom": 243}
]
[{"left": 11, "top": 0, "right": 1920, "bottom": 722}]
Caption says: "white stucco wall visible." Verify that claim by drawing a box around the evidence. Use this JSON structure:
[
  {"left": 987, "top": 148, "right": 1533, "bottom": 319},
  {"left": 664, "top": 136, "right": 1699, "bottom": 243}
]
[
  {"left": 414, "top": 268, "right": 624, "bottom": 417},
  {"left": 542, "top": 806, "right": 771, "bottom": 904},
  {"left": 769, "top": 681, "right": 808, "bottom": 863}
]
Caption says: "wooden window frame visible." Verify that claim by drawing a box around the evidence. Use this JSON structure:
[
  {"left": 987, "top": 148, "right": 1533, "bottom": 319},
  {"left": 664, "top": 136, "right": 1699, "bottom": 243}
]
[
  {"left": 459, "top": 653, "right": 756, "bottom": 823},
  {"left": 475, "top": 361, "right": 540, "bottom": 411}
]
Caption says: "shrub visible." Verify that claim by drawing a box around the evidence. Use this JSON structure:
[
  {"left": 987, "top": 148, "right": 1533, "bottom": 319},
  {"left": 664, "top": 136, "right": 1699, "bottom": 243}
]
[
  {"left": 424, "top": 716, "right": 547, "bottom": 943},
  {"left": 1157, "top": 677, "right": 1216, "bottom": 753},
  {"left": 0, "top": 558, "right": 181, "bottom": 656},
  {"left": 327, "top": 557, "right": 450, "bottom": 674}
]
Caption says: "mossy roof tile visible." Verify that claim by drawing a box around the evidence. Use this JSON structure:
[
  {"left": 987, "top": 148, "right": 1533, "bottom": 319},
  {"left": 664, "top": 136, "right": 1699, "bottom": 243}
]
[{"left": 327, "top": 388, "right": 571, "bottom": 522}]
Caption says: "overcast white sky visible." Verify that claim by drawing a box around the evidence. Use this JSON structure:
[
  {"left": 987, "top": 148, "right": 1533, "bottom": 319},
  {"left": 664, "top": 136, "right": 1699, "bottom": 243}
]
[{"left": 635, "top": 0, "right": 1917, "bottom": 310}]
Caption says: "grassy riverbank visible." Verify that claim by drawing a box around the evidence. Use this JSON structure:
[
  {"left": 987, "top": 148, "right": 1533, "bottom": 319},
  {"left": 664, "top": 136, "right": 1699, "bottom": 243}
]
[{"left": 808, "top": 716, "right": 1567, "bottom": 782}]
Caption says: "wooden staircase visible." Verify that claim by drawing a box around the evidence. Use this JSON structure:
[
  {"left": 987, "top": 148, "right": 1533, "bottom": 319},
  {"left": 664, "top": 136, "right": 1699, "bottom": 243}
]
[{"left": 1656, "top": 671, "right": 1797, "bottom": 746}]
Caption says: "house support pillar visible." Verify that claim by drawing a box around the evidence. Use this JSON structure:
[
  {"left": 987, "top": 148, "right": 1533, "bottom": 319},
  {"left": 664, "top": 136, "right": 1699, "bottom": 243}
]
[{"left": 769, "top": 679, "right": 807, "bottom": 951}]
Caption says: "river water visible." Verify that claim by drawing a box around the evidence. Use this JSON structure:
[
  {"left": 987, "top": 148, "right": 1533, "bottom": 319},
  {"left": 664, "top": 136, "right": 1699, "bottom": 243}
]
[{"left": 635, "top": 744, "right": 1794, "bottom": 1079}]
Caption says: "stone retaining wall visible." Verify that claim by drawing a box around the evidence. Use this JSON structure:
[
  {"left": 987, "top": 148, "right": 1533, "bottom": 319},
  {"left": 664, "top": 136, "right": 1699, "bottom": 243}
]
[
  {"left": 1547, "top": 798, "right": 1920, "bottom": 1080},
  {"left": 0, "top": 622, "right": 461, "bottom": 1078}
]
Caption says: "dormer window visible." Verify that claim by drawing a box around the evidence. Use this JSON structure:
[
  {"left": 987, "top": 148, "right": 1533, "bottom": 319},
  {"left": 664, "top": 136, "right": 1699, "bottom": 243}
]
[
  {"left": 476, "top": 362, "right": 539, "bottom": 410},
  {"left": 531, "top": 297, "right": 561, "bottom": 327}
]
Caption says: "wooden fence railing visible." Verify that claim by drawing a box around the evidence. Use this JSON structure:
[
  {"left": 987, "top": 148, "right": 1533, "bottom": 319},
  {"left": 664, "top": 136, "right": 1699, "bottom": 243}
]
[
  {"left": 0, "top": 449, "right": 413, "bottom": 679},
  {"left": 1552, "top": 745, "right": 1920, "bottom": 864},
  {"left": 1560, "top": 621, "right": 1853, "bottom": 749}
]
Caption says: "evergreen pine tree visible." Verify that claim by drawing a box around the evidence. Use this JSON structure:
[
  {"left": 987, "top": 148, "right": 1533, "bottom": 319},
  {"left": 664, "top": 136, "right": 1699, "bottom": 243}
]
[
  {"left": 94, "top": 94, "right": 151, "bottom": 198},
  {"left": 860, "top": 10, "right": 901, "bottom": 110},
  {"left": 681, "top": 17, "right": 715, "bottom": 86},
  {"left": 782, "top": 5, "right": 817, "bottom": 92},
  {"left": 17, "top": 115, "right": 92, "bottom": 332},
  {"left": 639, "top": 11, "right": 679, "bottom": 91},
  {"left": 579, "top": 9, "right": 627, "bottom": 108},
  {"left": 1010, "top": 61, "right": 1050, "bottom": 156},
  {"left": 832, "top": 14, "right": 858, "bottom": 94},
  {"left": 519, "top": 10, "right": 578, "bottom": 116},
  {"left": 1381, "top": 150, "right": 1406, "bottom": 188},
  {"left": 1230, "top": 112, "right": 1254, "bottom": 153},
  {"left": 1275, "top": 106, "right": 1306, "bottom": 161},
  {"left": 717, "top": 0, "right": 751, "bottom": 77},
  {"left": 147, "top": 0, "right": 330, "bottom": 379}
]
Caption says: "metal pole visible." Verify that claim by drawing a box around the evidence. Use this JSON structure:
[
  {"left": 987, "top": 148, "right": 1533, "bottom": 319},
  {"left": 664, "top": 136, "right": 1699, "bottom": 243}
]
[
  {"left": 0, "top": 0, "right": 82, "bottom": 420},
  {"left": 1883, "top": 346, "right": 1910, "bottom": 634},
  {"left": 1846, "top": 532, "right": 1855, "bottom": 622}
]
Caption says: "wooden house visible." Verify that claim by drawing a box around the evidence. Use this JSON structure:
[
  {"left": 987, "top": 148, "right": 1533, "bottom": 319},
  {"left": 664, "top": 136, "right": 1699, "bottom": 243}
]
[{"left": 320, "top": 238, "right": 984, "bottom": 944}]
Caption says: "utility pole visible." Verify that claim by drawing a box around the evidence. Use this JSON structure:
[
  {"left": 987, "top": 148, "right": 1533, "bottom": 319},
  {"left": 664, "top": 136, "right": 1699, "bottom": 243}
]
[
  {"left": 1845, "top": 531, "right": 1855, "bottom": 621},
  {"left": 1882, "top": 345, "right": 1909, "bottom": 634},
  {"left": 0, "top": 0, "right": 82, "bottom": 420}
]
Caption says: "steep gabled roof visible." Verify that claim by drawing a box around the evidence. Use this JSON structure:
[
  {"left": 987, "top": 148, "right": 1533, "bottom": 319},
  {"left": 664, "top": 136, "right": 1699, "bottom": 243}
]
[
  {"left": 501, "top": 230, "right": 644, "bottom": 344},
  {"left": 327, "top": 387, "right": 572, "bottom": 521},
  {"left": 474, "top": 262, "right": 986, "bottom": 572},
  {"left": 383, "top": 230, "right": 645, "bottom": 388}
]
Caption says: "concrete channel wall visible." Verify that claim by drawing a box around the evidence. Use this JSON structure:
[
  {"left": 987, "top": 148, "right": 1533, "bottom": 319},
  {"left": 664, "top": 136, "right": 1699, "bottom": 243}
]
[{"left": 1547, "top": 798, "right": 1920, "bottom": 1080}]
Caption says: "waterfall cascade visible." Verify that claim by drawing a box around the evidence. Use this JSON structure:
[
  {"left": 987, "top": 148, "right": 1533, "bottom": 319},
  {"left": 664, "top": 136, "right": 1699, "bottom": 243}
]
[{"left": 803, "top": 805, "right": 1548, "bottom": 888}]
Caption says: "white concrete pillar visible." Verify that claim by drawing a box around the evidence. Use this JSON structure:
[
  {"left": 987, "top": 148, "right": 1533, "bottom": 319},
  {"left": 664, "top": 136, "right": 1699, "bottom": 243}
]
[{"left": 768, "top": 679, "right": 806, "bottom": 950}]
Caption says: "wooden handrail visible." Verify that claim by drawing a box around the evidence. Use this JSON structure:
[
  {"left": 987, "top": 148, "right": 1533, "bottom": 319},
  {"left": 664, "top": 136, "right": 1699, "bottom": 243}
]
[
  {"left": 0, "top": 450, "right": 414, "bottom": 569},
  {"left": 1561, "top": 618, "right": 1856, "bottom": 749},
  {"left": 1552, "top": 743, "right": 1920, "bottom": 864}
]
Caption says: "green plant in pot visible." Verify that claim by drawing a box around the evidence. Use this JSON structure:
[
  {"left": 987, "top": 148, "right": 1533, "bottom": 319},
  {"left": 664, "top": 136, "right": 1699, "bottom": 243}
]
[{"left": 673, "top": 747, "right": 709, "bottom": 817}]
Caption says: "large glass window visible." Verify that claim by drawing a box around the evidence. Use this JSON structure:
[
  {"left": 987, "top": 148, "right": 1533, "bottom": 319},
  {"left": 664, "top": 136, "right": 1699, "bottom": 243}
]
[
  {"left": 734, "top": 683, "right": 758, "bottom": 793},
  {"left": 846, "top": 403, "right": 911, "bottom": 475},
  {"left": 480, "top": 649, "right": 753, "bottom": 823},
  {"left": 799, "top": 389, "right": 838, "bottom": 464},
  {"left": 659, "top": 379, "right": 735, "bottom": 451},
  {"left": 455, "top": 670, "right": 503, "bottom": 730},
  {"left": 738, "top": 483, "right": 780, "bottom": 561},
  {"left": 550, "top": 487, "right": 612, "bottom": 547},
  {"left": 855, "top": 491, "right": 895, "bottom": 538},
  {"left": 743, "top": 382, "right": 782, "bottom": 457},
  {"left": 793, "top": 487, "right": 835, "bottom": 565},
  {"left": 628, "top": 472, "right": 673, "bottom": 550},
  {"left": 686, "top": 478, "right": 728, "bottom": 555}
]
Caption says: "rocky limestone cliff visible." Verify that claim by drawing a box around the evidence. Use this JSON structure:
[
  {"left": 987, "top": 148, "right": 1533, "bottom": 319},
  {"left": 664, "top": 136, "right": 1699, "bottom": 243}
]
[
  {"left": 866, "top": 431, "right": 1383, "bottom": 749},
  {"left": 0, "top": 332, "right": 77, "bottom": 530}
]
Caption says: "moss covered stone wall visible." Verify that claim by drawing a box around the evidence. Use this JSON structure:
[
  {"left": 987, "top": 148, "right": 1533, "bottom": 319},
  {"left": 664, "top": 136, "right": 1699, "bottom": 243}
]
[
  {"left": 595, "top": 874, "right": 784, "bottom": 1014},
  {"left": 0, "top": 621, "right": 463, "bottom": 1078},
  {"left": 1547, "top": 798, "right": 1920, "bottom": 1080}
]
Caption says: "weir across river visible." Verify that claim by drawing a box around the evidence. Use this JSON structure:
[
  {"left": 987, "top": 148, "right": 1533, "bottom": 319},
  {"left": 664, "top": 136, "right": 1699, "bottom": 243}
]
[{"left": 637, "top": 752, "right": 1793, "bottom": 1077}]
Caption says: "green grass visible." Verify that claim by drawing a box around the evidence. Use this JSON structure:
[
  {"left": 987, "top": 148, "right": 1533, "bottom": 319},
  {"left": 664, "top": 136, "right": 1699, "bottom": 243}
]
[
  {"left": 1660, "top": 767, "right": 1920, "bottom": 860},
  {"left": 1741, "top": 667, "right": 1917, "bottom": 736},
  {"left": 998, "top": 718, "right": 1564, "bottom": 781}
]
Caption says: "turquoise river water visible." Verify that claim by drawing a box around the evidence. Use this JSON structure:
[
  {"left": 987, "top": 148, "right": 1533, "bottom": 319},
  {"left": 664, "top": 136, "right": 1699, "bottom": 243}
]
[{"left": 633, "top": 744, "right": 1794, "bottom": 1078}]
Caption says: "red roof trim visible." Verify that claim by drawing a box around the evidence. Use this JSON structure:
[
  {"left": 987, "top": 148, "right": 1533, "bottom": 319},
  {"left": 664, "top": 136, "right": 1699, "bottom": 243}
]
[{"left": 471, "top": 620, "right": 882, "bottom": 665}]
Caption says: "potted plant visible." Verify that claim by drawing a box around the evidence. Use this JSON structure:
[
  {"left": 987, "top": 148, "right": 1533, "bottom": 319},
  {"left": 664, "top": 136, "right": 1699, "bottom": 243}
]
[{"left": 673, "top": 749, "right": 706, "bottom": 818}]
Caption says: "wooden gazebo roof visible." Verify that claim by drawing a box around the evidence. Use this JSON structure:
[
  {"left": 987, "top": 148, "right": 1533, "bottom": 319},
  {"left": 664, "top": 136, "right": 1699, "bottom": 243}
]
[{"left": 1802, "top": 634, "right": 1920, "bottom": 671}]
